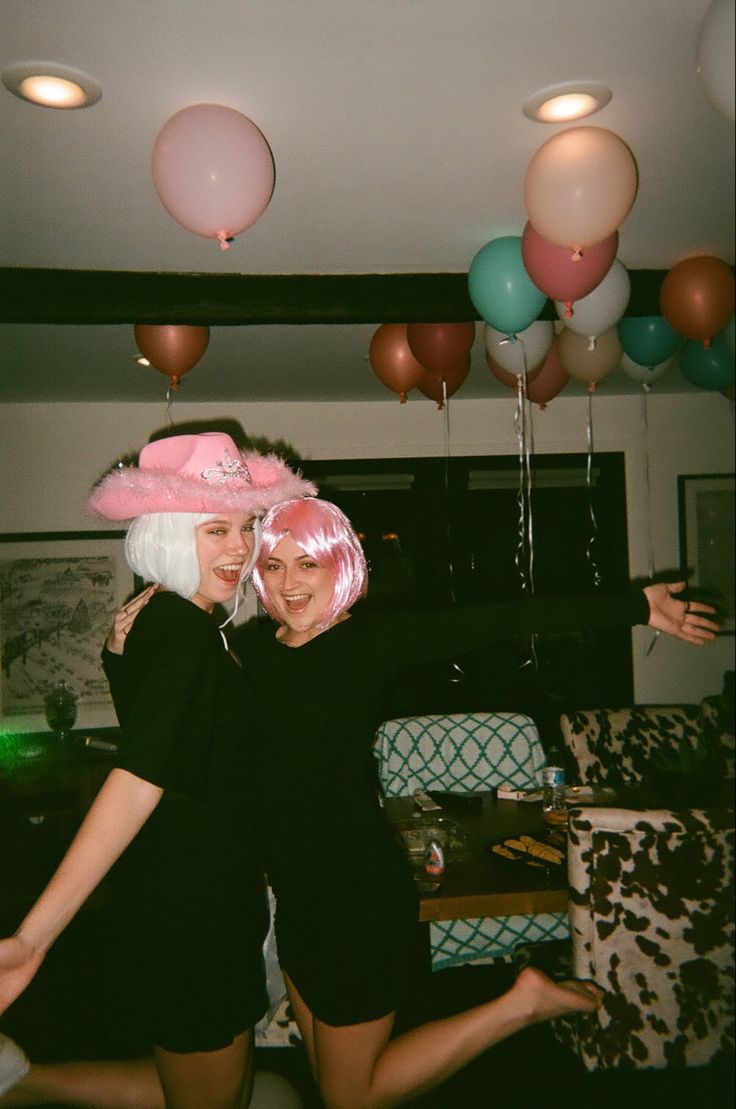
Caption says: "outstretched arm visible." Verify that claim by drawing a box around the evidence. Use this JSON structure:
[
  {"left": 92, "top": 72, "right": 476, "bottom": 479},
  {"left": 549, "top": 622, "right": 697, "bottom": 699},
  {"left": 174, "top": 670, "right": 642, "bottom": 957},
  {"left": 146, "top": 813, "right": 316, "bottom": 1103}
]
[
  {"left": 643, "top": 581, "right": 719, "bottom": 645},
  {"left": 0, "top": 768, "right": 162, "bottom": 1015}
]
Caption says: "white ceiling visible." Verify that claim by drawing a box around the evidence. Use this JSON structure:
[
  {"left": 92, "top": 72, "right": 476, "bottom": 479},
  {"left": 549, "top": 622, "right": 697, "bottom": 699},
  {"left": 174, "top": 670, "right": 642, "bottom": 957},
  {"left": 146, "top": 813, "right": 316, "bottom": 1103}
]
[{"left": 1, "top": 0, "right": 734, "bottom": 404}]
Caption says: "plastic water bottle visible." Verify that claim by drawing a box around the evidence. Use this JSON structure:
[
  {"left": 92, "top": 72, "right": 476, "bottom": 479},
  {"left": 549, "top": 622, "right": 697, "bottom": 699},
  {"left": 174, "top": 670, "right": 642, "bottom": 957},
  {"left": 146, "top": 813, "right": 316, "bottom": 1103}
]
[
  {"left": 543, "top": 751, "right": 567, "bottom": 827},
  {"left": 423, "top": 839, "right": 445, "bottom": 877}
]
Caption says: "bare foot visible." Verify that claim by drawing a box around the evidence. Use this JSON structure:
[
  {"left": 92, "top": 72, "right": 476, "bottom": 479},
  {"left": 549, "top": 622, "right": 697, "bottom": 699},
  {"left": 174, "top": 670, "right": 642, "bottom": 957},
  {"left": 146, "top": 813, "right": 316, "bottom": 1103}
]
[{"left": 513, "top": 966, "right": 603, "bottom": 1023}]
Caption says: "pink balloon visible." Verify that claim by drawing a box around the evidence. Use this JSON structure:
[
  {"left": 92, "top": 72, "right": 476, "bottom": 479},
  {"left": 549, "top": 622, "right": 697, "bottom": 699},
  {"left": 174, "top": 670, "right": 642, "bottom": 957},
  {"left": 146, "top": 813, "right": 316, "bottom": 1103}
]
[
  {"left": 152, "top": 104, "right": 275, "bottom": 249},
  {"left": 523, "top": 127, "right": 638, "bottom": 254},
  {"left": 521, "top": 222, "right": 618, "bottom": 317},
  {"left": 525, "top": 336, "right": 570, "bottom": 406},
  {"left": 406, "top": 322, "right": 476, "bottom": 373},
  {"left": 558, "top": 326, "right": 622, "bottom": 388}
]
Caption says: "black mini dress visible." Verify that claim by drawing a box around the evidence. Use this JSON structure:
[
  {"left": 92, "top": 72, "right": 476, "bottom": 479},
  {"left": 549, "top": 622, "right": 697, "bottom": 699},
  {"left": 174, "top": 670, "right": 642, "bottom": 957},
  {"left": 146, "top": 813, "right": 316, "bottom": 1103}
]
[
  {"left": 244, "top": 592, "right": 647, "bottom": 1026},
  {"left": 103, "top": 591, "right": 269, "bottom": 1053}
]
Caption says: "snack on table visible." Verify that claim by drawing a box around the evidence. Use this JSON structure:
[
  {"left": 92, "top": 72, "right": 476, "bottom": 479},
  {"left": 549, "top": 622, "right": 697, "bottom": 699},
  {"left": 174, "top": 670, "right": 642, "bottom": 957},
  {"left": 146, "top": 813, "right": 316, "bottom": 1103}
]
[
  {"left": 489, "top": 832, "right": 565, "bottom": 868},
  {"left": 491, "top": 844, "right": 519, "bottom": 860}
]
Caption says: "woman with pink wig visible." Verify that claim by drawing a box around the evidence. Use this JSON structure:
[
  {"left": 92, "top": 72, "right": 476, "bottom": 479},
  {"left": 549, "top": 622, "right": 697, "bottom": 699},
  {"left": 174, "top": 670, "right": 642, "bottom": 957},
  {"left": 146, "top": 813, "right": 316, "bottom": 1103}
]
[
  {"left": 242, "top": 496, "right": 718, "bottom": 1109},
  {"left": 0, "top": 433, "right": 315, "bottom": 1109}
]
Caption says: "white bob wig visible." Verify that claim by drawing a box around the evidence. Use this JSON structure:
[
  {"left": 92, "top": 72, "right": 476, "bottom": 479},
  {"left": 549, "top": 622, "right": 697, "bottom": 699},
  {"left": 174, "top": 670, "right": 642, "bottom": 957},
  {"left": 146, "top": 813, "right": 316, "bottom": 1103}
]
[
  {"left": 124, "top": 512, "right": 262, "bottom": 602},
  {"left": 252, "top": 498, "right": 367, "bottom": 627}
]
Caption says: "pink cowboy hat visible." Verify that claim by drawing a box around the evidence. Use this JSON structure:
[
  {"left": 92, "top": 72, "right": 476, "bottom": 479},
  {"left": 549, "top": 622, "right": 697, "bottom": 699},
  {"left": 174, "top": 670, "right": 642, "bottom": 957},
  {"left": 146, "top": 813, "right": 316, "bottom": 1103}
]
[{"left": 88, "top": 432, "right": 316, "bottom": 521}]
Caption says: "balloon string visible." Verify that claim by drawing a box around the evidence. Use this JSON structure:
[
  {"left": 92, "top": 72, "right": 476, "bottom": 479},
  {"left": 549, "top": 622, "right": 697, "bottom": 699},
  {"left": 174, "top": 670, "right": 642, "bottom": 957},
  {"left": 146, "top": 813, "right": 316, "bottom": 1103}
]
[
  {"left": 508, "top": 338, "right": 535, "bottom": 599},
  {"left": 442, "top": 379, "right": 458, "bottom": 607},
  {"left": 640, "top": 383, "right": 655, "bottom": 580},
  {"left": 441, "top": 379, "right": 463, "bottom": 679},
  {"left": 506, "top": 336, "right": 538, "bottom": 672},
  {"left": 640, "top": 381, "right": 661, "bottom": 655},
  {"left": 585, "top": 390, "right": 602, "bottom": 588},
  {"left": 165, "top": 384, "right": 176, "bottom": 427}
]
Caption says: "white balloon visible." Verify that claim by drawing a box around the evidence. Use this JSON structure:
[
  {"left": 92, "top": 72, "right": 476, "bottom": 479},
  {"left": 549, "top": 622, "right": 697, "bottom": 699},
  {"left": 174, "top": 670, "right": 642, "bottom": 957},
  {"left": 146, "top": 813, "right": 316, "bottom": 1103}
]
[
  {"left": 555, "top": 260, "right": 630, "bottom": 341},
  {"left": 483, "top": 320, "right": 554, "bottom": 376},
  {"left": 619, "top": 352, "right": 675, "bottom": 385},
  {"left": 696, "top": 0, "right": 735, "bottom": 122}
]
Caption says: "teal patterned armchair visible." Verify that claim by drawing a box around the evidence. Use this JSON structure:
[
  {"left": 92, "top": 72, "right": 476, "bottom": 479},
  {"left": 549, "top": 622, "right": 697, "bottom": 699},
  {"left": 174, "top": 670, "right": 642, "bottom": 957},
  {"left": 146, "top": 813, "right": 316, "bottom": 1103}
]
[{"left": 374, "top": 711, "right": 570, "bottom": 970}]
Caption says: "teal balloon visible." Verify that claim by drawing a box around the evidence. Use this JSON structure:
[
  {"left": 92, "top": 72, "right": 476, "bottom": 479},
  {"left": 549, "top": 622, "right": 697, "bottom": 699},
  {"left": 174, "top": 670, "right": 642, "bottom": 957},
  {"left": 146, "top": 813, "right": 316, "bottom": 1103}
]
[
  {"left": 468, "top": 236, "right": 546, "bottom": 336},
  {"left": 680, "top": 335, "right": 735, "bottom": 390},
  {"left": 617, "top": 315, "right": 680, "bottom": 367}
]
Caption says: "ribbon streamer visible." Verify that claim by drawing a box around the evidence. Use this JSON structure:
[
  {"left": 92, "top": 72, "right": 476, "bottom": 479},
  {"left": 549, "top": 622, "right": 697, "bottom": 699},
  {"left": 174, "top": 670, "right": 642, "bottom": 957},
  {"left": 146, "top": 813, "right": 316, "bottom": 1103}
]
[
  {"left": 503, "top": 336, "right": 539, "bottom": 673},
  {"left": 639, "top": 381, "right": 661, "bottom": 654},
  {"left": 505, "top": 338, "right": 535, "bottom": 599},
  {"left": 585, "top": 390, "right": 602, "bottom": 588},
  {"left": 639, "top": 382, "right": 655, "bottom": 581},
  {"left": 441, "top": 377, "right": 464, "bottom": 679},
  {"left": 165, "top": 384, "right": 176, "bottom": 427}
]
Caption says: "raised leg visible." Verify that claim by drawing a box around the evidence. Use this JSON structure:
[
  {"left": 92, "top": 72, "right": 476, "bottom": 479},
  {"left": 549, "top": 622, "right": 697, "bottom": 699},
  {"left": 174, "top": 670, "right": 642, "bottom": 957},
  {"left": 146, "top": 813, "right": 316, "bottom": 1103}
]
[{"left": 285, "top": 966, "right": 602, "bottom": 1109}]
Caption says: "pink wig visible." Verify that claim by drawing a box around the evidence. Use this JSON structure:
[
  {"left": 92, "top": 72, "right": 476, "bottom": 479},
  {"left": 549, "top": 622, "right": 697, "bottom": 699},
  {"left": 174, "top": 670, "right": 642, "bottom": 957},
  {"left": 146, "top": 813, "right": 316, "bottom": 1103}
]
[{"left": 252, "top": 498, "right": 367, "bottom": 626}]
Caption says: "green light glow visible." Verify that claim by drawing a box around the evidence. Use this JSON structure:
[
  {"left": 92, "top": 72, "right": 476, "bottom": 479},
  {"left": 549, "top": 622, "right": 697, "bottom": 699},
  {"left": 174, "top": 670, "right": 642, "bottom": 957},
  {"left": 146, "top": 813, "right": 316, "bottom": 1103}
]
[{"left": 0, "top": 729, "right": 44, "bottom": 771}]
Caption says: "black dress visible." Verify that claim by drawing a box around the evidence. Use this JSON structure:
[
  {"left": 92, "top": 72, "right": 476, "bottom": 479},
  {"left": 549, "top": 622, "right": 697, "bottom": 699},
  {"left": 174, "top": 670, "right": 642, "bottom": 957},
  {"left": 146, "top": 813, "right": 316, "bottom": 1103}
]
[
  {"left": 103, "top": 591, "right": 269, "bottom": 1053},
  {"left": 245, "top": 592, "right": 648, "bottom": 1026}
]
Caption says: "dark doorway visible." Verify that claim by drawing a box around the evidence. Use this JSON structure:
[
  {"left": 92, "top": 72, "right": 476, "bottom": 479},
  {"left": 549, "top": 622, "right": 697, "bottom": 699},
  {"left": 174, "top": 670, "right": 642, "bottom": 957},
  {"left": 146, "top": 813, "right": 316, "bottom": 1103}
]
[{"left": 290, "top": 453, "right": 633, "bottom": 750}]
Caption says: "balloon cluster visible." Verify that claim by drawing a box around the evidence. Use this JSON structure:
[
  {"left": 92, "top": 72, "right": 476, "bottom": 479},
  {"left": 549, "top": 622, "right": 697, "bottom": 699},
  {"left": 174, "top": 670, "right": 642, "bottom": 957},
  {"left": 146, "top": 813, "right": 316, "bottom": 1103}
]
[
  {"left": 464, "top": 126, "right": 638, "bottom": 400},
  {"left": 369, "top": 322, "right": 475, "bottom": 407},
  {"left": 461, "top": 124, "right": 734, "bottom": 402}
]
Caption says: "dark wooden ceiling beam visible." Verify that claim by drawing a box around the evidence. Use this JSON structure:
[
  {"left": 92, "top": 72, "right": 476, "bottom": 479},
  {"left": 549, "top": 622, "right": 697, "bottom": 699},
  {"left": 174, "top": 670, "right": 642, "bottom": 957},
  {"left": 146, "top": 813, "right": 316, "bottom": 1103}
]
[{"left": 0, "top": 266, "right": 672, "bottom": 325}]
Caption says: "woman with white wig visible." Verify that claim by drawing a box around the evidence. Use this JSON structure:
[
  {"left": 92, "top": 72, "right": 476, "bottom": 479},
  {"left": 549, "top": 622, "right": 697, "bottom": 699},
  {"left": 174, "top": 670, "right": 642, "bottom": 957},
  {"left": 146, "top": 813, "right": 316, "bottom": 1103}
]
[{"left": 0, "top": 432, "right": 315, "bottom": 1109}]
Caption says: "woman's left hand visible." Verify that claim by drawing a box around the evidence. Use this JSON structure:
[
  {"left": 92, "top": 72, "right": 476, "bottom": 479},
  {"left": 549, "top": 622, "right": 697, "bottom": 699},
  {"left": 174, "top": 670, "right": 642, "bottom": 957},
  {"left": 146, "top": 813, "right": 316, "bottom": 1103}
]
[
  {"left": 106, "top": 584, "right": 158, "bottom": 655},
  {"left": 643, "top": 581, "right": 719, "bottom": 645},
  {"left": 0, "top": 935, "right": 45, "bottom": 1015}
]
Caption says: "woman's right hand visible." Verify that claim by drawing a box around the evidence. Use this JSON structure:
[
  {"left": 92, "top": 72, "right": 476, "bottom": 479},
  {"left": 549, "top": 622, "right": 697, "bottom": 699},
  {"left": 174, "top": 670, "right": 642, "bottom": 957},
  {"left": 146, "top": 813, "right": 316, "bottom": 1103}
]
[
  {"left": 106, "top": 584, "right": 158, "bottom": 655},
  {"left": 0, "top": 935, "right": 45, "bottom": 1015}
]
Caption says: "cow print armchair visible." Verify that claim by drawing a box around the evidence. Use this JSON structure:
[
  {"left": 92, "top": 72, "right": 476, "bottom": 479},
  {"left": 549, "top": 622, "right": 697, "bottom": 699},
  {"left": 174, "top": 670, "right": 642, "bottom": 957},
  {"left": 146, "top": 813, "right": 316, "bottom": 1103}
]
[
  {"left": 553, "top": 805, "right": 735, "bottom": 1070},
  {"left": 559, "top": 690, "right": 735, "bottom": 796}
]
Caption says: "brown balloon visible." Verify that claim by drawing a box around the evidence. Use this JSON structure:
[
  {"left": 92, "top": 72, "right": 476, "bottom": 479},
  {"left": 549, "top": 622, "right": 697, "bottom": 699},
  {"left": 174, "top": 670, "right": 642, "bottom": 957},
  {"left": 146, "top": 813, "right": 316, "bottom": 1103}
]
[
  {"left": 485, "top": 349, "right": 543, "bottom": 391},
  {"left": 134, "top": 324, "right": 210, "bottom": 389},
  {"left": 660, "top": 256, "right": 735, "bottom": 348},
  {"left": 369, "top": 323, "right": 426, "bottom": 402},
  {"left": 406, "top": 322, "right": 476, "bottom": 373},
  {"left": 417, "top": 359, "right": 470, "bottom": 408},
  {"left": 525, "top": 336, "right": 570, "bottom": 406}
]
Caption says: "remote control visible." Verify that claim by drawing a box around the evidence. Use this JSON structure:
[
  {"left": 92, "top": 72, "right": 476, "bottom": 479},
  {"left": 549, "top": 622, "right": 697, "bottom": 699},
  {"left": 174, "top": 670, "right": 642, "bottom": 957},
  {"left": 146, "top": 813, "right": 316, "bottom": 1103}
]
[{"left": 413, "top": 789, "right": 442, "bottom": 813}]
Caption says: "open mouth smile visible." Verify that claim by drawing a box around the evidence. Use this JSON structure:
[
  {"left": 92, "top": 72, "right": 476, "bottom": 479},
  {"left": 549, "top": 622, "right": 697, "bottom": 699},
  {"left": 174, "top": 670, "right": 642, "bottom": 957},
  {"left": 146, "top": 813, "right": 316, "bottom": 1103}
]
[
  {"left": 214, "top": 562, "right": 245, "bottom": 584},
  {"left": 283, "top": 593, "right": 311, "bottom": 613}
]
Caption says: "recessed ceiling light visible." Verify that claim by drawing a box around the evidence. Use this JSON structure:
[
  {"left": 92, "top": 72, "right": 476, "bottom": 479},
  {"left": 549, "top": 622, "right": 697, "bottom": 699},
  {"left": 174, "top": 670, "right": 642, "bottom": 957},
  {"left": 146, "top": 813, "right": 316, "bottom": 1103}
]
[
  {"left": 2, "top": 61, "right": 102, "bottom": 108},
  {"left": 523, "top": 81, "right": 612, "bottom": 123}
]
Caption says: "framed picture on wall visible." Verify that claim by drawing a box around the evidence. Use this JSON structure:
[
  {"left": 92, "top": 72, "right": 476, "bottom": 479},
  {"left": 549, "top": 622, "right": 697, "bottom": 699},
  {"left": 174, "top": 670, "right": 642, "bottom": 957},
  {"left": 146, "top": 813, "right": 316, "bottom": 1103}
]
[
  {"left": 678, "top": 474, "right": 735, "bottom": 634},
  {"left": 0, "top": 531, "right": 131, "bottom": 731}
]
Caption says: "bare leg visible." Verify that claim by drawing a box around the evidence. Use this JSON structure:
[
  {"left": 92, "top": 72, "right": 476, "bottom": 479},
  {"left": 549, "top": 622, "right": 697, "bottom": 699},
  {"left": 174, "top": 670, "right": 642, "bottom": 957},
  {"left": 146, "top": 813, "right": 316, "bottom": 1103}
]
[
  {"left": 286, "top": 966, "right": 602, "bottom": 1109},
  {"left": 153, "top": 1028, "right": 253, "bottom": 1109},
  {"left": 0, "top": 1057, "right": 163, "bottom": 1108},
  {"left": 1, "top": 1056, "right": 302, "bottom": 1109}
]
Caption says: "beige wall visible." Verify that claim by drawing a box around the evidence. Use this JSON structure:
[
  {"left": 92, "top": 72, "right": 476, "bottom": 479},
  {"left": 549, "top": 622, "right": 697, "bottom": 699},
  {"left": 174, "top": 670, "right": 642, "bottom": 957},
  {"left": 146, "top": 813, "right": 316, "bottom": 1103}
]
[{"left": 2, "top": 392, "right": 733, "bottom": 708}]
